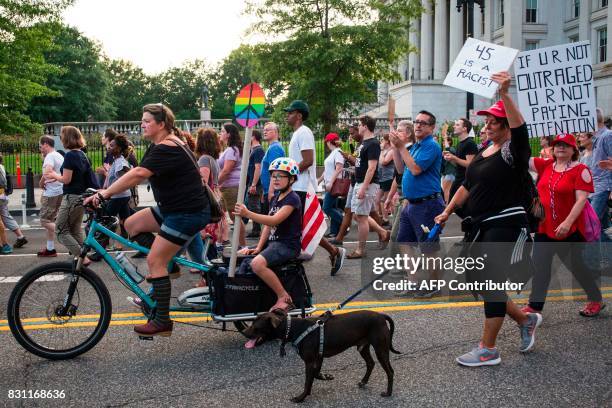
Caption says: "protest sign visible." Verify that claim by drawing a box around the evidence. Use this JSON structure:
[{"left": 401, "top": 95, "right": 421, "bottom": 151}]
[
  {"left": 444, "top": 38, "right": 519, "bottom": 98},
  {"left": 514, "top": 41, "right": 596, "bottom": 137}
]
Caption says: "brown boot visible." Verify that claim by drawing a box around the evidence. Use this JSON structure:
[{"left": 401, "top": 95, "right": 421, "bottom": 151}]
[{"left": 134, "top": 320, "right": 173, "bottom": 337}]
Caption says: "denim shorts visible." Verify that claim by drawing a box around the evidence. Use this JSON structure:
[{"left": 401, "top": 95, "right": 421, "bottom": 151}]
[
  {"left": 152, "top": 207, "right": 211, "bottom": 246},
  {"left": 259, "top": 241, "right": 300, "bottom": 267},
  {"left": 397, "top": 196, "right": 445, "bottom": 254}
]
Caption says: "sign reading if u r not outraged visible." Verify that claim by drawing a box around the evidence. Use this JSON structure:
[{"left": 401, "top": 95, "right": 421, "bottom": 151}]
[{"left": 514, "top": 41, "right": 597, "bottom": 137}]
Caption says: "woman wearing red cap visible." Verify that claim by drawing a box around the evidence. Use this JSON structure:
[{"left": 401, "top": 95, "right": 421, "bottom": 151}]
[
  {"left": 318, "top": 133, "right": 345, "bottom": 238},
  {"left": 524, "top": 133, "right": 604, "bottom": 317},
  {"left": 435, "top": 71, "right": 542, "bottom": 367}
]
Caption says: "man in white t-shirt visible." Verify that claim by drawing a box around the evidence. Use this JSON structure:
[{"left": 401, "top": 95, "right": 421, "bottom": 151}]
[
  {"left": 38, "top": 135, "right": 64, "bottom": 257},
  {"left": 283, "top": 100, "right": 346, "bottom": 275}
]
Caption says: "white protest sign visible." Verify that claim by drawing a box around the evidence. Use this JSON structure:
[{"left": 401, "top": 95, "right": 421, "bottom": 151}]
[
  {"left": 514, "top": 41, "right": 597, "bottom": 137},
  {"left": 444, "top": 38, "right": 519, "bottom": 99}
]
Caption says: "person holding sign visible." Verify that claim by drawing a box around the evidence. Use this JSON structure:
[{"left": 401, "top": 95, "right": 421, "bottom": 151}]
[
  {"left": 523, "top": 133, "right": 604, "bottom": 317},
  {"left": 435, "top": 72, "right": 542, "bottom": 367},
  {"left": 234, "top": 157, "right": 302, "bottom": 313}
]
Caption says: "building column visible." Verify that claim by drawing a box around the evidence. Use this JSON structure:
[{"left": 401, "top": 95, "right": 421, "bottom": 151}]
[
  {"left": 474, "top": 5, "right": 483, "bottom": 39},
  {"left": 449, "top": 4, "right": 463, "bottom": 65},
  {"left": 607, "top": 4, "right": 612, "bottom": 62},
  {"left": 433, "top": 0, "right": 449, "bottom": 80},
  {"left": 578, "top": 0, "right": 591, "bottom": 41},
  {"left": 503, "top": 0, "right": 522, "bottom": 49},
  {"left": 420, "top": 0, "right": 434, "bottom": 80},
  {"left": 408, "top": 18, "right": 420, "bottom": 80}
]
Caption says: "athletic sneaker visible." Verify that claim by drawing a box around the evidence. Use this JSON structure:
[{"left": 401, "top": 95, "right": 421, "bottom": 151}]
[
  {"left": 37, "top": 248, "right": 58, "bottom": 257},
  {"left": 519, "top": 312, "right": 542, "bottom": 353},
  {"left": 0, "top": 244, "right": 13, "bottom": 254},
  {"left": 413, "top": 289, "right": 441, "bottom": 299},
  {"left": 520, "top": 305, "right": 541, "bottom": 314},
  {"left": 330, "top": 247, "right": 346, "bottom": 276},
  {"left": 13, "top": 237, "right": 27, "bottom": 248},
  {"left": 579, "top": 302, "right": 606, "bottom": 317},
  {"left": 456, "top": 343, "right": 501, "bottom": 367}
]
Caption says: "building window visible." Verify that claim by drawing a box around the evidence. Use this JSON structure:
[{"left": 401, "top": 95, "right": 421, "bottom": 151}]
[
  {"left": 602, "top": 0, "right": 608, "bottom": 8},
  {"left": 526, "top": 40, "right": 539, "bottom": 50},
  {"left": 572, "top": 0, "right": 580, "bottom": 18},
  {"left": 598, "top": 28, "right": 607, "bottom": 63},
  {"left": 498, "top": 0, "right": 505, "bottom": 27},
  {"left": 526, "top": 0, "right": 538, "bottom": 23},
  {"left": 568, "top": 35, "right": 579, "bottom": 42}
]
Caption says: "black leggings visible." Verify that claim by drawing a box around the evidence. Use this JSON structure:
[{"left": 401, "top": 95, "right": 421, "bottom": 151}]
[
  {"left": 528, "top": 232, "right": 602, "bottom": 311},
  {"left": 472, "top": 226, "right": 530, "bottom": 318}
]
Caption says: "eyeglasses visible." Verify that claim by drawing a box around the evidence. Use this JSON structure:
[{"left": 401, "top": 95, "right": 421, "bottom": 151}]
[
  {"left": 271, "top": 174, "right": 289, "bottom": 180},
  {"left": 413, "top": 120, "right": 433, "bottom": 126}
]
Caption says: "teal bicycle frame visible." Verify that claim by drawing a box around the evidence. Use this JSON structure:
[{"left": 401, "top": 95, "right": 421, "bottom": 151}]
[{"left": 82, "top": 218, "right": 213, "bottom": 313}]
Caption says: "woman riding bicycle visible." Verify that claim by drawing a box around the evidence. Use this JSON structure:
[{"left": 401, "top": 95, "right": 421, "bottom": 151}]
[{"left": 85, "top": 103, "right": 211, "bottom": 337}]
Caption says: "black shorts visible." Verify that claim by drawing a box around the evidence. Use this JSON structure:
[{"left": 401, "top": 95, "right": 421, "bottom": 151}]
[{"left": 379, "top": 179, "right": 393, "bottom": 192}]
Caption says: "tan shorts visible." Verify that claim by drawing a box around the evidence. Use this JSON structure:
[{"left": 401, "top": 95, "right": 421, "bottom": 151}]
[
  {"left": 220, "top": 186, "right": 239, "bottom": 213},
  {"left": 40, "top": 195, "right": 63, "bottom": 222},
  {"left": 350, "top": 183, "right": 379, "bottom": 216}
]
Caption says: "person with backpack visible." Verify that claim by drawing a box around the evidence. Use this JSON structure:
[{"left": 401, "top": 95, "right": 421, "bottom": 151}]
[
  {"left": 44, "top": 126, "right": 95, "bottom": 265},
  {"left": 434, "top": 72, "right": 542, "bottom": 367},
  {"left": 0, "top": 153, "right": 28, "bottom": 250}
]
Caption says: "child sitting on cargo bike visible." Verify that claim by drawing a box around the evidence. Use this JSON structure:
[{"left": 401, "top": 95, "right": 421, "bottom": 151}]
[{"left": 233, "top": 157, "right": 302, "bottom": 313}]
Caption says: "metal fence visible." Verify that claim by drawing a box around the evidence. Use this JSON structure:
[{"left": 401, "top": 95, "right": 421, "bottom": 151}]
[{"left": 1, "top": 118, "right": 544, "bottom": 175}]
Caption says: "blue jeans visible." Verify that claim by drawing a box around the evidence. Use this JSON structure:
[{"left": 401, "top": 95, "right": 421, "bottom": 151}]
[
  {"left": 590, "top": 190, "right": 610, "bottom": 242},
  {"left": 186, "top": 233, "right": 205, "bottom": 265},
  {"left": 322, "top": 192, "right": 343, "bottom": 236}
]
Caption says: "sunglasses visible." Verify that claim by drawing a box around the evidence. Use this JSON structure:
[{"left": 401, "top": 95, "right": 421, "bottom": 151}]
[{"left": 413, "top": 120, "right": 433, "bottom": 126}]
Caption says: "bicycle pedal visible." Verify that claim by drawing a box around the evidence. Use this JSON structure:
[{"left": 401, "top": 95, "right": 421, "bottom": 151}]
[{"left": 138, "top": 335, "right": 154, "bottom": 341}]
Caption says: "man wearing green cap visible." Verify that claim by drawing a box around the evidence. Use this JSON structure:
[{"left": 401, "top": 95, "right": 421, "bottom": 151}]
[{"left": 284, "top": 100, "right": 346, "bottom": 275}]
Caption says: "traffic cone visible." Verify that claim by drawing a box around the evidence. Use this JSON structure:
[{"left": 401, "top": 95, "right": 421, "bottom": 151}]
[{"left": 16, "top": 155, "right": 22, "bottom": 188}]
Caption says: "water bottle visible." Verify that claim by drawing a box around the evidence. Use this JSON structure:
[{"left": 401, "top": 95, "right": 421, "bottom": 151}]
[{"left": 116, "top": 252, "right": 144, "bottom": 284}]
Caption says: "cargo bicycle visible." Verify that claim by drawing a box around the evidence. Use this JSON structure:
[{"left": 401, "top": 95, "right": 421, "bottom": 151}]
[{"left": 7, "top": 190, "right": 315, "bottom": 360}]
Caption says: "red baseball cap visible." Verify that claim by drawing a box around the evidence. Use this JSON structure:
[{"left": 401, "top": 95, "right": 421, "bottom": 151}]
[
  {"left": 550, "top": 133, "right": 578, "bottom": 150},
  {"left": 477, "top": 100, "right": 507, "bottom": 118},
  {"left": 324, "top": 133, "right": 340, "bottom": 142}
]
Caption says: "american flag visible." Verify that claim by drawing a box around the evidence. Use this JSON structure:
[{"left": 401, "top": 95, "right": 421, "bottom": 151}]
[{"left": 301, "top": 184, "right": 327, "bottom": 256}]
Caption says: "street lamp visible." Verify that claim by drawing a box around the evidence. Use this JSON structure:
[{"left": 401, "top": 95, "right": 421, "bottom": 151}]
[{"left": 456, "top": 0, "right": 485, "bottom": 118}]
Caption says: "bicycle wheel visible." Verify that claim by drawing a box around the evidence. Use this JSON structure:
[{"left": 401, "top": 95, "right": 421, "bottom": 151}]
[
  {"left": 7, "top": 261, "right": 112, "bottom": 360},
  {"left": 233, "top": 320, "right": 253, "bottom": 337}
]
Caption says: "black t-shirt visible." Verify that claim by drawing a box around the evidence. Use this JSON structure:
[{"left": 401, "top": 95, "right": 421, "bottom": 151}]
[
  {"left": 140, "top": 143, "right": 208, "bottom": 214},
  {"left": 453, "top": 138, "right": 479, "bottom": 184},
  {"left": 268, "top": 191, "right": 302, "bottom": 252},
  {"left": 463, "top": 124, "right": 531, "bottom": 217},
  {"left": 61, "top": 149, "right": 89, "bottom": 195},
  {"left": 354, "top": 137, "right": 381, "bottom": 184},
  {"left": 246, "top": 145, "right": 265, "bottom": 187},
  {"left": 103, "top": 151, "right": 114, "bottom": 166}
]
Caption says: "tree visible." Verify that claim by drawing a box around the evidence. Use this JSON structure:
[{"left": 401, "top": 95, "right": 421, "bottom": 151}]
[
  {"left": 0, "top": 0, "right": 73, "bottom": 134},
  {"left": 144, "top": 60, "right": 211, "bottom": 120},
  {"left": 28, "top": 24, "right": 116, "bottom": 123},
  {"left": 105, "top": 59, "right": 149, "bottom": 121},
  {"left": 247, "top": 0, "right": 423, "bottom": 132}
]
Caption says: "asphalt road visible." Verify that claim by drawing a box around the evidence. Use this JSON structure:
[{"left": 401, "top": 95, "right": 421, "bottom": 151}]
[{"left": 0, "top": 217, "right": 610, "bottom": 407}]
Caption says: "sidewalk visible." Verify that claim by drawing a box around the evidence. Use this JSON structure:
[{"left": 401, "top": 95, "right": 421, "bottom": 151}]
[{"left": 7, "top": 184, "right": 156, "bottom": 214}]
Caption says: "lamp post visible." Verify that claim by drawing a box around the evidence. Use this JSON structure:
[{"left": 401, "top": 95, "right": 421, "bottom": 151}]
[{"left": 456, "top": 0, "right": 485, "bottom": 118}]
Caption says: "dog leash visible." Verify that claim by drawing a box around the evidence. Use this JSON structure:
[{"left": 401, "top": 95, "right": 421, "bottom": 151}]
[{"left": 280, "top": 269, "right": 392, "bottom": 357}]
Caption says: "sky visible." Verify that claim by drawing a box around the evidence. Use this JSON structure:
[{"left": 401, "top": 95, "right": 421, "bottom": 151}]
[{"left": 62, "top": 0, "right": 260, "bottom": 74}]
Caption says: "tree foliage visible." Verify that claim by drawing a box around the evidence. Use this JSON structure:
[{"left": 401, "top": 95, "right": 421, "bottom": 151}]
[
  {"left": 0, "top": 0, "right": 72, "bottom": 134},
  {"left": 28, "top": 25, "right": 116, "bottom": 123},
  {"left": 105, "top": 59, "right": 149, "bottom": 121},
  {"left": 247, "top": 0, "right": 423, "bottom": 132}
]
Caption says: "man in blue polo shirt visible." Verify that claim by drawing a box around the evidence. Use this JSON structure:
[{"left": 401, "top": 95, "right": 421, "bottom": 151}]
[
  {"left": 261, "top": 121, "right": 286, "bottom": 215},
  {"left": 390, "top": 110, "right": 444, "bottom": 298}
]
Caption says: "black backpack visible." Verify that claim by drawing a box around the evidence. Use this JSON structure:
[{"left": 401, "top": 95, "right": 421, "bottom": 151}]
[{"left": 5, "top": 173, "right": 13, "bottom": 195}]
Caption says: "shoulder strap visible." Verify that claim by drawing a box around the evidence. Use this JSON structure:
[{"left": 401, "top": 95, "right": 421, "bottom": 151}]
[{"left": 169, "top": 138, "right": 200, "bottom": 173}]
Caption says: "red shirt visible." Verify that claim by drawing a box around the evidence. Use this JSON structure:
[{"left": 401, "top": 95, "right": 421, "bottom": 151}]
[{"left": 534, "top": 158, "right": 594, "bottom": 239}]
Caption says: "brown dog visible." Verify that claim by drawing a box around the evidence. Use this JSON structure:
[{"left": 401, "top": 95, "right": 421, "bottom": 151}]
[{"left": 243, "top": 309, "right": 401, "bottom": 403}]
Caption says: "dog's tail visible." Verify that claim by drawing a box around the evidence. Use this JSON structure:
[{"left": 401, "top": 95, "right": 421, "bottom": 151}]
[{"left": 384, "top": 314, "right": 402, "bottom": 354}]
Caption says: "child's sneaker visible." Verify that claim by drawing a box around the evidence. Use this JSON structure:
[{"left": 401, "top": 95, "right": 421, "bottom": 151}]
[{"left": 1, "top": 244, "right": 13, "bottom": 254}]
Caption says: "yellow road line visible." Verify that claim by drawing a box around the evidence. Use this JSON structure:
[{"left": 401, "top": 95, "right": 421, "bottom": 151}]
[{"left": 1, "top": 293, "right": 609, "bottom": 332}]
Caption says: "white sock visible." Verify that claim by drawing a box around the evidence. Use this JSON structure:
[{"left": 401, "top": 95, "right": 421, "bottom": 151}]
[{"left": 47, "top": 241, "right": 55, "bottom": 251}]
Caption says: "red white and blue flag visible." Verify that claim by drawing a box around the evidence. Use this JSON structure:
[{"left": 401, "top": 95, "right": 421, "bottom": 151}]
[{"left": 301, "top": 184, "right": 326, "bottom": 256}]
